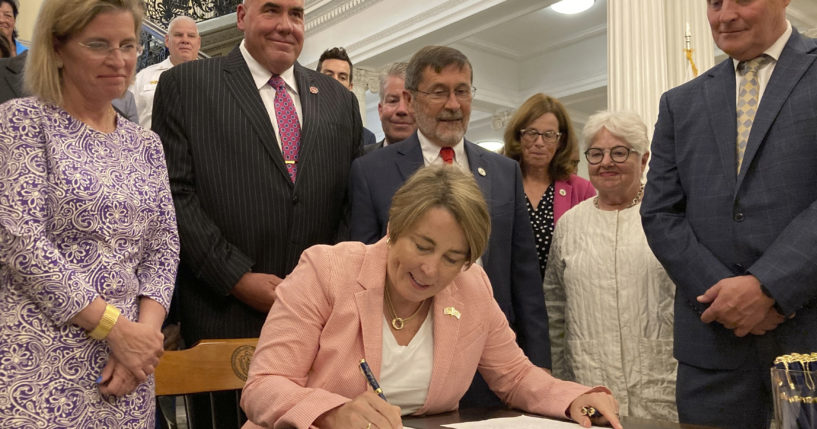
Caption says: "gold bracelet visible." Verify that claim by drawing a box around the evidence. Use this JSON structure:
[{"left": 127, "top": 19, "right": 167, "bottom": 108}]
[{"left": 88, "top": 304, "right": 121, "bottom": 340}]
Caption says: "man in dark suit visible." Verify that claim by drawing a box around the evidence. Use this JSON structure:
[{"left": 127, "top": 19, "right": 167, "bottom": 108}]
[
  {"left": 364, "top": 61, "right": 416, "bottom": 154},
  {"left": 316, "top": 46, "right": 376, "bottom": 146},
  {"left": 0, "top": 49, "right": 24, "bottom": 103},
  {"left": 152, "top": 0, "right": 361, "bottom": 426},
  {"left": 641, "top": 1, "right": 817, "bottom": 428},
  {"left": 349, "top": 45, "right": 549, "bottom": 408}
]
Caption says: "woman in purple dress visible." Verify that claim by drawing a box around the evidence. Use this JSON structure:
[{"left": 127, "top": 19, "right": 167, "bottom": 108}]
[{"left": 0, "top": 0, "right": 179, "bottom": 427}]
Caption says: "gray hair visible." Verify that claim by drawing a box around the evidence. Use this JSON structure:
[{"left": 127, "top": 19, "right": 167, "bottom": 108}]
[
  {"left": 405, "top": 46, "right": 472, "bottom": 91},
  {"left": 378, "top": 62, "right": 407, "bottom": 102},
  {"left": 167, "top": 15, "right": 198, "bottom": 34},
  {"left": 582, "top": 111, "right": 650, "bottom": 154}
]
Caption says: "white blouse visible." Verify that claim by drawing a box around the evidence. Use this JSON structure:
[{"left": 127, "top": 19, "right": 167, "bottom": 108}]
[{"left": 379, "top": 312, "right": 434, "bottom": 415}]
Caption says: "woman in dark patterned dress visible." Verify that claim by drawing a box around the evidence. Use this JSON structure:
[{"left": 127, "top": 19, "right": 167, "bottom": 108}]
[
  {"left": 0, "top": 0, "right": 179, "bottom": 427},
  {"left": 503, "top": 93, "right": 595, "bottom": 278}
]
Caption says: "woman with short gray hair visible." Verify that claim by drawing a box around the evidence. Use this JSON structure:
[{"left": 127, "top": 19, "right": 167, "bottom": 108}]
[{"left": 543, "top": 111, "right": 678, "bottom": 421}]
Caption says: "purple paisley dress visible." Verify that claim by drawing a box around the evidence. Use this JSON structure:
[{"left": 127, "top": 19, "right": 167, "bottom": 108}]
[{"left": 0, "top": 97, "right": 179, "bottom": 428}]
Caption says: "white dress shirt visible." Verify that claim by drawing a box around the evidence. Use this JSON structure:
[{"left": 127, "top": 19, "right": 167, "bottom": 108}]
[
  {"left": 129, "top": 57, "right": 174, "bottom": 129},
  {"left": 732, "top": 20, "right": 792, "bottom": 106},
  {"left": 239, "top": 40, "right": 302, "bottom": 151}
]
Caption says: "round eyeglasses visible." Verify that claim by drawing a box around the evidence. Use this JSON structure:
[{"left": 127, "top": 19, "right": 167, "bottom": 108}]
[
  {"left": 519, "top": 129, "right": 561, "bottom": 145},
  {"left": 584, "top": 146, "right": 636, "bottom": 165}
]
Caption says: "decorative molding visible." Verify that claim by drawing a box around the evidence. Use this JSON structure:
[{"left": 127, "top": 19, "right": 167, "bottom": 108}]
[
  {"left": 346, "top": 0, "right": 468, "bottom": 52},
  {"left": 491, "top": 109, "right": 514, "bottom": 131},
  {"left": 528, "top": 24, "right": 607, "bottom": 56},
  {"left": 353, "top": 67, "right": 381, "bottom": 93},
  {"left": 306, "top": 0, "right": 383, "bottom": 33},
  {"left": 462, "top": 23, "right": 606, "bottom": 61}
]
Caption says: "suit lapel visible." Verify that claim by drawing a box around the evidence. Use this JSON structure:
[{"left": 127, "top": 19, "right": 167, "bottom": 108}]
[
  {"left": 704, "top": 60, "right": 738, "bottom": 190},
  {"left": 221, "top": 48, "right": 290, "bottom": 183},
  {"left": 354, "top": 241, "right": 388, "bottom": 377},
  {"left": 464, "top": 141, "right": 491, "bottom": 203},
  {"left": 422, "top": 282, "right": 464, "bottom": 411},
  {"left": 395, "top": 133, "right": 425, "bottom": 180},
  {"left": 738, "top": 31, "right": 817, "bottom": 185},
  {"left": 293, "top": 63, "right": 316, "bottom": 188}
]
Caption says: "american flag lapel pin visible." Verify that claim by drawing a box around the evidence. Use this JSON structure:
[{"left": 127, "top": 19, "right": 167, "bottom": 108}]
[{"left": 309, "top": 86, "right": 319, "bottom": 94}]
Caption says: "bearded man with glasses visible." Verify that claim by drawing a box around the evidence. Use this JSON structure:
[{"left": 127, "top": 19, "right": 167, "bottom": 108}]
[{"left": 349, "top": 45, "right": 550, "bottom": 409}]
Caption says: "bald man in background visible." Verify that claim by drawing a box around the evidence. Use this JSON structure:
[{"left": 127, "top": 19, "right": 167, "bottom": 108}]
[{"left": 130, "top": 15, "right": 200, "bottom": 128}]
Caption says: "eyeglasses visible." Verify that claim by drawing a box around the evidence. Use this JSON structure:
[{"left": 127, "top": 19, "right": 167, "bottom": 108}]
[
  {"left": 584, "top": 146, "right": 636, "bottom": 165},
  {"left": 412, "top": 86, "right": 476, "bottom": 103},
  {"left": 520, "top": 129, "right": 561, "bottom": 145},
  {"left": 78, "top": 41, "right": 144, "bottom": 59}
]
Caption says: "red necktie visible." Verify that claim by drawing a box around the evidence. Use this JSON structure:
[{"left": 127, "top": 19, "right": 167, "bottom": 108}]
[
  {"left": 440, "top": 147, "right": 455, "bottom": 165},
  {"left": 269, "top": 75, "right": 301, "bottom": 182}
]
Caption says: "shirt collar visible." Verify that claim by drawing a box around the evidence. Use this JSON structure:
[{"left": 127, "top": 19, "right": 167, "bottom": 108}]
[
  {"left": 239, "top": 39, "right": 298, "bottom": 94},
  {"left": 732, "top": 20, "right": 792, "bottom": 70},
  {"left": 417, "top": 130, "right": 467, "bottom": 166}
]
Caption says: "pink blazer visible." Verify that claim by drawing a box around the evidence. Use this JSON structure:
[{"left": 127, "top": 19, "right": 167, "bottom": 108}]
[
  {"left": 241, "top": 239, "right": 604, "bottom": 429},
  {"left": 554, "top": 175, "right": 596, "bottom": 223}
]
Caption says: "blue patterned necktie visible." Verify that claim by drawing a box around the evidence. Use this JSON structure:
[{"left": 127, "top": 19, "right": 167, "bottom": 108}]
[{"left": 269, "top": 75, "right": 301, "bottom": 182}]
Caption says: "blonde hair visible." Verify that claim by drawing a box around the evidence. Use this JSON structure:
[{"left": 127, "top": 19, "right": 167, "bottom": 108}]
[
  {"left": 24, "top": 0, "right": 144, "bottom": 105},
  {"left": 388, "top": 166, "right": 490, "bottom": 266},
  {"left": 503, "top": 93, "right": 578, "bottom": 182}
]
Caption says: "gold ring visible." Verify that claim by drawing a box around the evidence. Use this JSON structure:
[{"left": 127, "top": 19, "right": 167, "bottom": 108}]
[
  {"left": 366, "top": 423, "right": 372, "bottom": 429},
  {"left": 581, "top": 406, "right": 597, "bottom": 417}
]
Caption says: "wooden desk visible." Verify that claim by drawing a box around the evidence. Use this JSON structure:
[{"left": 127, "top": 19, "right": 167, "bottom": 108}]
[{"left": 403, "top": 408, "right": 720, "bottom": 429}]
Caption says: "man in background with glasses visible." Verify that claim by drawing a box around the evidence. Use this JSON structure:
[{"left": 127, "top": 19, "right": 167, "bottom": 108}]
[{"left": 349, "top": 45, "right": 549, "bottom": 408}]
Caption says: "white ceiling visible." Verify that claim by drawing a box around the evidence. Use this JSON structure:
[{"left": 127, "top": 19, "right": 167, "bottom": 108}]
[{"left": 203, "top": 0, "right": 817, "bottom": 144}]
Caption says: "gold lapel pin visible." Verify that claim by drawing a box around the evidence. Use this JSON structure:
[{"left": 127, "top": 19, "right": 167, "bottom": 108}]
[
  {"left": 559, "top": 189, "right": 567, "bottom": 196},
  {"left": 477, "top": 167, "right": 486, "bottom": 177},
  {"left": 309, "top": 86, "right": 319, "bottom": 94},
  {"left": 444, "top": 306, "right": 461, "bottom": 319}
]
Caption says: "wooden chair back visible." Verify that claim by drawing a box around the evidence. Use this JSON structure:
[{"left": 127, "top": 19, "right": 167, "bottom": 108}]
[
  {"left": 155, "top": 338, "right": 258, "bottom": 395},
  {"left": 155, "top": 338, "right": 258, "bottom": 429}
]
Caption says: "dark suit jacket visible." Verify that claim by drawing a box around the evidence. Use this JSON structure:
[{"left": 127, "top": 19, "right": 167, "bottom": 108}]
[
  {"left": 363, "top": 127, "right": 376, "bottom": 146},
  {"left": 642, "top": 30, "right": 817, "bottom": 369},
  {"left": 152, "top": 47, "right": 362, "bottom": 343},
  {"left": 111, "top": 91, "right": 138, "bottom": 123},
  {"left": 0, "top": 51, "right": 25, "bottom": 104},
  {"left": 363, "top": 139, "right": 384, "bottom": 154},
  {"left": 349, "top": 133, "right": 550, "bottom": 368}
]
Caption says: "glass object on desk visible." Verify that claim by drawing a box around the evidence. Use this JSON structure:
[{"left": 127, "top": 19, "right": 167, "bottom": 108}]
[{"left": 771, "top": 353, "right": 817, "bottom": 429}]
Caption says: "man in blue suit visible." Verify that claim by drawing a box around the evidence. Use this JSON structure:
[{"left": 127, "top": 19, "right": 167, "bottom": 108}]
[
  {"left": 349, "top": 45, "right": 549, "bottom": 408},
  {"left": 641, "top": 1, "right": 817, "bottom": 428}
]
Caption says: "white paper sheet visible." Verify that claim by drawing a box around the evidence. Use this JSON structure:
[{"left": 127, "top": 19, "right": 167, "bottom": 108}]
[{"left": 440, "top": 415, "right": 606, "bottom": 428}]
